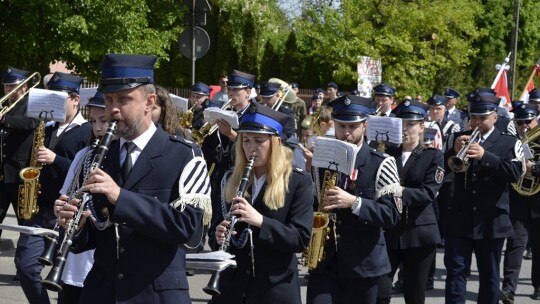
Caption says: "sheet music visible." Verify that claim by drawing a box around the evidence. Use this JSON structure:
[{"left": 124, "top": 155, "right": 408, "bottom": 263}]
[
  {"left": 366, "top": 116, "right": 403, "bottom": 144},
  {"left": 27, "top": 88, "right": 67, "bottom": 122},
  {"left": 312, "top": 137, "right": 359, "bottom": 175},
  {"left": 186, "top": 250, "right": 237, "bottom": 271},
  {"left": 186, "top": 250, "right": 235, "bottom": 261},
  {"left": 79, "top": 87, "right": 98, "bottom": 107},
  {"left": 170, "top": 94, "right": 188, "bottom": 113},
  {"left": 203, "top": 107, "right": 239, "bottom": 128},
  {"left": 523, "top": 143, "right": 534, "bottom": 160},
  {"left": 0, "top": 224, "right": 58, "bottom": 237}
]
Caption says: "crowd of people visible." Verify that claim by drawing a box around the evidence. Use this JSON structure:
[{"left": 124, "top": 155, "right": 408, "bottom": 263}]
[{"left": 0, "top": 56, "right": 540, "bottom": 304}]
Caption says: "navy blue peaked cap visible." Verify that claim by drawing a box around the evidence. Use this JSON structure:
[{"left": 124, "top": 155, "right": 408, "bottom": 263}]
[
  {"left": 87, "top": 92, "right": 105, "bottom": 108},
  {"left": 444, "top": 88, "right": 460, "bottom": 99},
  {"left": 511, "top": 101, "right": 538, "bottom": 120},
  {"left": 191, "top": 82, "right": 211, "bottom": 95},
  {"left": 392, "top": 99, "right": 429, "bottom": 120},
  {"left": 259, "top": 82, "right": 281, "bottom": 97},
  {"left": 2, "top": 67, "right": 30, "bottom": 85},
  {"left": 427, "top": 94, "right": 446, "bottom": 106},
  {"left": 47, "top": 72, "right": 83, "bottom": 94},
  {"left": 373, "top": 83, "right": 396, "bottom": 96},
  {"left": 98, "top": 54, "right": 158, "bottom": 93},
  {"left": 227, "top": 70, "right": 255, "bottom": 89},
  {"left": 328, "top": 95, "right": 375, "bottom": 123}
]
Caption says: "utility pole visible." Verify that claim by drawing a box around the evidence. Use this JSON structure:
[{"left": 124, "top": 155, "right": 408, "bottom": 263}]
[{"left": 510, "top": 0, "right": 520, "bottom": 100}]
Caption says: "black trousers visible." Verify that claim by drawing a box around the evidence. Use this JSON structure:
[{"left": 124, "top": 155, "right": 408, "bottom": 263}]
[
  {"left": 501, "top": 217, "right": 528, "bottom": 293},
  {"left": 0, "top": 181, "right": 23, "bottom": 237},
  {"left": 377, "top": 245, "right": 436, "bottom": 304}
]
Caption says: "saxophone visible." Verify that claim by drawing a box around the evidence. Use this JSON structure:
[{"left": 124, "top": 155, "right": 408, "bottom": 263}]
[
  {"left": 17, "top": 120, "right": 45, "bottom": 220},
  {"left": 301, "top": 169, "right": 336, "bottom": 270}
]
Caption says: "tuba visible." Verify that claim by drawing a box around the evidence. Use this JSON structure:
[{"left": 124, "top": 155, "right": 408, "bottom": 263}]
[
  {"left": 301, "top": 169, "right": 336, "bottom": 270},
  {"left": 17, "top": 120, "right": 45, "bottom": 220},
  {"left": 448, "top": 127, "right": 481, "bottom": 172},
  {"left": 512, "top": 124, "right": 540, "bottom": 196}
]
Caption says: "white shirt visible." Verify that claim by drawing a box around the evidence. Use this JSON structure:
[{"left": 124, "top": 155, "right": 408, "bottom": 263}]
[
  {"left": 252, "top": 174, "right": 267, "bottom": 201},
  {"left": 119, "top": 123, "right": 157, "bottom": 167}
]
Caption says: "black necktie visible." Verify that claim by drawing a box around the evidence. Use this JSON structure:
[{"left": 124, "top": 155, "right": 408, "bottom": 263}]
[{"left": 121, "top": 142, "right": 136, "bottom": 181}]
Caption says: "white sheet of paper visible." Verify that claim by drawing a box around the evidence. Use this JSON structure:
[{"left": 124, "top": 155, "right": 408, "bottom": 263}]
[
  {"left": 170, "top": 94, "right": 189, "bottom": 113},
  {"left": 186, "top": 250, "right": 235, "bottom": 261},
  {"left": 0, "top": 224, "right": 58, "bottom": 237},
  {"left": 312, "top": 137, "right": 358, "bottom": 175},
  {"left": 366, "top": 116, "right": 403, "bottom": 144},
  {"left": 27, "top": 88, "right": 67, "bottom": 122},
  {"left": 203, "top": 107, "right": 239, "bottom": 128},
  {"left": 523, "top": 143, "right": 534, "bottom": 159},
  {"left": 79, "top": 87, "right": 98, "bottom": 107}
]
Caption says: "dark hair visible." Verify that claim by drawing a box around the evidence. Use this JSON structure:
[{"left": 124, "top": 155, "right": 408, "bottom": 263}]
[{"left": 155, "top": 85, "right": 180, "bottom": 135}]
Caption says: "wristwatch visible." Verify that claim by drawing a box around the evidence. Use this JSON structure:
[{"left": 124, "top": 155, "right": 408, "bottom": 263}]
[{"left": 351, "top": 196, "right": 361, "bottom": 211}]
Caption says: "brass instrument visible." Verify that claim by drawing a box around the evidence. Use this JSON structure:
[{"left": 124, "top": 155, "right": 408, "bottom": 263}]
[
  {"left": 301, "top": 170, "right": 336, "bottom": 270},
  {"left": 42, "top": 121, "right": 117, "bottom": 292},
  {"left": 179, "top": 105, "right": 195, "bottom": 129},
  {"left": 17, "top": 120, "right": 45, "bottom": 220},
  {"left": 0, "top": 72, "right": 41, "bottom": 115},
  {"left": 191, "top": 99, "right": 232, "bottom": 145},
  {"left": 448, "top": 127, "right": 481, "bottom": 172},
  {"left": 512, "top": 124, "right": 540, "bottom": 196},
  {"left": 204, "top": 156, "right": 256, "bottom": 296},
  {"left": 268, "top": 78, "right": 297, "bottom": 111}
]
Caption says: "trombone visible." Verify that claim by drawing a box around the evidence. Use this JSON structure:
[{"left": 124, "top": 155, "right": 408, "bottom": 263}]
[
  {"left": 268, "top": 78, "right": 297, "bottom": 111},
  {"left": 0, "top": 72, "right": 41, "bottom": 115}
]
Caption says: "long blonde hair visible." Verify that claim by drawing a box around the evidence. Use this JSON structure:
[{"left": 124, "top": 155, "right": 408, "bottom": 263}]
[{"left": 224, "top": 134, "right": 292, "bottom": 210}]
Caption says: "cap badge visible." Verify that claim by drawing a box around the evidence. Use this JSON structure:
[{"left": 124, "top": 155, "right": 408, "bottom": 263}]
[
  {"left": 344, "top": 97, "right": 351, "bottom": 105},
  {"left": 6, "top": 68, "right": 11, "bottom": 73},
  {"left": 404, "top": 100, "right": 410, "bottom": 106},
  {"left": 52, "top": 74, "right": 60, "bottom": 82},
  {"left": 521, "top": 104, "right": 526, "bottom": 109}
]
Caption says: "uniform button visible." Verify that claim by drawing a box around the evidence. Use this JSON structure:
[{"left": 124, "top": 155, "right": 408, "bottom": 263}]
[
  {"left": 472, "top": 190, "right": 476, "bottom": 194},
  {"left": 336, "top": 234, "right": 341, "bottom": 239},
  {"left": 364, "top": 222, "right": 368, "bottom": 225},
  {"left": 117, "top": 273, "right": 124, "bottom": 280},
  {"left": 337, "top": 220, "right": 342, "bottom": 225},
  {"left": 247, "top": 252, "right": 251, "bottom": 257},
  {"left": 246, "top": 269, "right": 251, "bottom": 275},
  {"left": 473, "top": 207, "right": 477, "bottom": 211},
  {"left": 119, "top": 247, "right": 125, "bottom": 253}
]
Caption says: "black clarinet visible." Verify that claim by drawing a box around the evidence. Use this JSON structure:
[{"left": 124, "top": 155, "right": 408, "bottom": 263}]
[
  {"left": 203, "top": 156, "right": 255, "bottom": 296},
  {"left": 38, "top": 139, "right": 101, "bottom": 266},
  {"left": 41, "top": 121, "right": 117, "bottom": 292}
]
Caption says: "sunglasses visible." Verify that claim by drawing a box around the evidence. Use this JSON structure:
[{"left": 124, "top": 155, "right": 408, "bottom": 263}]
[{"left": 516, "top": 120, "right": 533, "bottom": 125}]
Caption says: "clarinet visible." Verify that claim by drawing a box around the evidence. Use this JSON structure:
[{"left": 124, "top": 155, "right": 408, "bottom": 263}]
[
  {"left": 38, "top": 139, "right": 100, "bottom": 266},
  {"left": 203, "top": 156, "right": 255, "bottom": 296},
  {"left": 41, "top": 121, "right": 117, "bottom": 292}
]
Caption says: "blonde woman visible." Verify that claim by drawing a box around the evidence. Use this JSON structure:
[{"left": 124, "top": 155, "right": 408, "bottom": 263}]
[{"left": 210, "top": 104, "right": 313, "bottom": 304}]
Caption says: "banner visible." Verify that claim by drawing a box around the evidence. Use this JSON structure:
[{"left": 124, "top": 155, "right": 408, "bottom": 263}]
[
  {"left": 357, "top": 56, "right": 382, "bottom": 97},
  {"left": 493, "top": 69, "right": 512, "bottom": 111}
]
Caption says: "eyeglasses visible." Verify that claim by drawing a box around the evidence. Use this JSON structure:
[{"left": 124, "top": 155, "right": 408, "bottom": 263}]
[{"left": 516, "top": 120, "right": 533, "bottom": 125}]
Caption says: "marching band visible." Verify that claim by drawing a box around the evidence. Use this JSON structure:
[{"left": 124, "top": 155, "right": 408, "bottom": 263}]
[{"left": 2, "top": 55, "right": 540, "bottom": 304}]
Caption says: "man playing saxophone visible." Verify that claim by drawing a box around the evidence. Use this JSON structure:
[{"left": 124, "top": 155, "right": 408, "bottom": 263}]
[
  {"left": 15, "top": 72, "right": 91, "bottom": 304},
  {"left": 500, "top": 102, "right": 540, "bottom": 302},
  {"left": 444, "top": 92, "right": 524, "bottom": 304},
  {"left": 306, "top": 95, "right": 402, "bottom": 304},
  {"left": 0, "top": 67, "right": 40, "bottom": 235}
]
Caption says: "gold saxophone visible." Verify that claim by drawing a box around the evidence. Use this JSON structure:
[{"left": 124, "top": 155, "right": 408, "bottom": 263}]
[
  {"left": 179, "top": 105, "right": 195, "bottom": 129},
  {"left": 17, "top": 120, "right": 45, "bottom": 220},
  {"left": 301, "top": 170, "right": 336, "bottom": 270}
]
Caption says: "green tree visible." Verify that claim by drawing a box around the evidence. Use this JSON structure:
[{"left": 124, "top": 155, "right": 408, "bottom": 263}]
[{"left": 0, "top": 0, "right": 184, "bottom": 80}]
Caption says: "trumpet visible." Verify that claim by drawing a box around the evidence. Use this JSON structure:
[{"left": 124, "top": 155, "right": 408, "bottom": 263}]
[
  {"left": 0, "top": 72, "right": 41, "bottom": 116},
  {"left": 448, "top": 127, "right": 481, "bottom": 172},
  {"left": 179, "top": 105, "right": 196, "bottom": 129},
  {"left": 41, "top": 121, "right": 117, "bottom": 292},
  {"left": 203, "top": 156, "right": 256, "bottom": 296},
  {"left": 191, "top": 99, "right": 232, "bottom": 145}
]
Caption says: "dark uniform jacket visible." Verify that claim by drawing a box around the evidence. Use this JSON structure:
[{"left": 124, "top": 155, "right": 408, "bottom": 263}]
[
  {"left": 74, "top": 127, "right": 204, "bottom": 304},
  {"left": 444, "top": 130, "right": 523, "bottom": 239},
  {"left": 277, "top": 103, "right": 296, "bottom": 140},
  {"left": 311, "top": 143, "right": 401, "bottom": 279},
  {"left": 191, "top": 100, "right": 209, "bottom": 131},
  {"left": 208, "top": 169, "right": 313, "bottom": 304},
  {"left": 385, "top": 145, "right": 444, "bottom": 249},
  {"left": 36, "top": 119, "right": 91, "bottom": 226},
  {"left": 0, "top": 97, "right": 40, "bottom": 184}
]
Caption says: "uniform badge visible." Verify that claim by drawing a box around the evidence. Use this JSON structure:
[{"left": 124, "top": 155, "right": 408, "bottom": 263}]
[
  {"left": 435, "top": 166, "right": 444, "bottom": 184},
  {"left": 344, "top": 97, "right": 351, "bottom": 105},
  {"left": 102, "top": 207, "right": 110, "bottom": 218}
]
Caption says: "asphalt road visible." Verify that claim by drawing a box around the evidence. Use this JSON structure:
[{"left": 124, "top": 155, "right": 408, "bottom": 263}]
[{"left": 0, "top": 205, "right": 536, "bottom": 303}]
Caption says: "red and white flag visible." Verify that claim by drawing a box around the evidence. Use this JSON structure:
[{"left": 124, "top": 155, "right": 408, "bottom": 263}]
[
  {"left": 493, "top": 69, "right": 512, "bottom": 111},
  {"left": 520, "top": 65, "right": 540, "bottom": 102}
]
